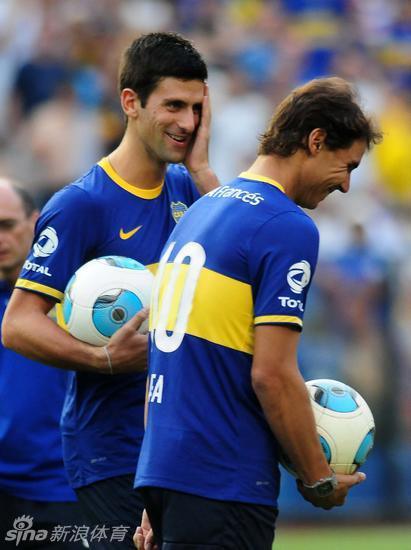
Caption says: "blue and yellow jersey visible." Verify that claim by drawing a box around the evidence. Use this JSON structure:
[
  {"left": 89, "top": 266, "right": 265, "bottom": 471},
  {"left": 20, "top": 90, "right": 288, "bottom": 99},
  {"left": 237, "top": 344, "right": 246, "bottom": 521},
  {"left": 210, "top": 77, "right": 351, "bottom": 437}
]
[
  {"left": 136, "top": 172, "right": 319, "bottom": 506},
  {"left": 15, "top": 158, "right": 200, "bottom": 488},
  {"left": 0, "top": 281, "right": 76, "bottom": 501}
]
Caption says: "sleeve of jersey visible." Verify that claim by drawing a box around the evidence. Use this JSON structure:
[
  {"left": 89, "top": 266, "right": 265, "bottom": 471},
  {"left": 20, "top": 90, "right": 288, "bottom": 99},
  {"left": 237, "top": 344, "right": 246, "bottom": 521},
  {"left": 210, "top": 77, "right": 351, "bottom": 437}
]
[
  {"left": 167, "top": 164, "right": 201, "bottom": 204},
  {"left": 16, "top": 187, "right": 98, "bottom": 302},
  {"left": 249, "top": 211, "right": 319, "bottom": 331}
]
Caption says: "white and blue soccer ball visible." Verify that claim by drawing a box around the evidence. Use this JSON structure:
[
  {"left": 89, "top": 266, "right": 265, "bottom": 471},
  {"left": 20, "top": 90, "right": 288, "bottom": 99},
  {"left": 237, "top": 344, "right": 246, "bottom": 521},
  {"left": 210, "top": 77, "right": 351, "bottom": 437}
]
[
  {"left": 62, "top": 256, "right": 154, "bottom": 346},
  {"left": 280, "top": 379, "right": 375, "bottom": 475}
]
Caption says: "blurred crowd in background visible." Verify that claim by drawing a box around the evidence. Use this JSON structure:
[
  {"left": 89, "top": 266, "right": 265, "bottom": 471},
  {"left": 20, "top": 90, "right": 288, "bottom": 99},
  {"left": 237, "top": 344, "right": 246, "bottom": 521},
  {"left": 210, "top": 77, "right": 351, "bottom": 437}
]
[{"left": 0, "top": 0, "right": 410, "bottom": 522}]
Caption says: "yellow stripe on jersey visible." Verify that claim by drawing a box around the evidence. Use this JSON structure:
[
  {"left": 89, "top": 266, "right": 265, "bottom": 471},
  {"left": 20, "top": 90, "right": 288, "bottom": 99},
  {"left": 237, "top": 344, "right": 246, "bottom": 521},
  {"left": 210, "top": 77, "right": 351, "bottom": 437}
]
[
  {"left": 152, "top": 263, "right": 305, "bottom": 353},
  {"left": 98, "top": 157, "right": 164, "bottom": 199},
  {"left": 255, "top": 315, "right": 303, "bottom": 327},
  {"left": 152, "top": 264, "right": 255, "bottom": 354},
  {"left": 239, "top": 171, "right": 285, "bottom": 193},
  {"left": 15, "top": 279, "right": 64, "bottom": 301}
]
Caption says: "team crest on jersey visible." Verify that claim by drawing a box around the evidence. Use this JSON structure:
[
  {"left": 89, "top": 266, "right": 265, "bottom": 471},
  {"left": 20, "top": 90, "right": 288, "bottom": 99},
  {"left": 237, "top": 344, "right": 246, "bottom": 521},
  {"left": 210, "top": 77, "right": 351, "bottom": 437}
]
[
  {"left": 287, "top": 260, "right": 311, "bottom": 294},
  {"left": 170, "top": 201, "right": 188, "bottom": 223}
]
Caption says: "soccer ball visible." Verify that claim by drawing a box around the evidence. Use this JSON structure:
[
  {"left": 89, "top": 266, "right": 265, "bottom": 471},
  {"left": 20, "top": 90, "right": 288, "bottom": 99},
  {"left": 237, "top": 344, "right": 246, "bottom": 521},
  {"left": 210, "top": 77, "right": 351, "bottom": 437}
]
[
  {"left": 279, "top": 379, "right": 375, "bottom": 476},
  {"left": 62, "top": 256, "right": 154, "bottom": 346}
]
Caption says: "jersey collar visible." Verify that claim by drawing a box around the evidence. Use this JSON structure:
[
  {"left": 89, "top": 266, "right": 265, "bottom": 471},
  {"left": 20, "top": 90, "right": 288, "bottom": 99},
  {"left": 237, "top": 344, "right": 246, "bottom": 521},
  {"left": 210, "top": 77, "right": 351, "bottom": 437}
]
[
  {"left": 239, "top": 171, "right": 285, "bottom": 193},
  {"left": 98, "top": 157, "right": 164, "bottom": 199}
]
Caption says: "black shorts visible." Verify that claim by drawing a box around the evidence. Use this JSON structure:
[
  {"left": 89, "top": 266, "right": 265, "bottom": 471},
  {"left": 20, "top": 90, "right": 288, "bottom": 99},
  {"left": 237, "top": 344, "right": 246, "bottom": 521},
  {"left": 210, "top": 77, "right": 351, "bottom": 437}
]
[
  {"left": 75, "top": 474, "right": 144, "bottom": 549},
  {"left": 139, "top": 487, "right": 278, "bottom": 550}
]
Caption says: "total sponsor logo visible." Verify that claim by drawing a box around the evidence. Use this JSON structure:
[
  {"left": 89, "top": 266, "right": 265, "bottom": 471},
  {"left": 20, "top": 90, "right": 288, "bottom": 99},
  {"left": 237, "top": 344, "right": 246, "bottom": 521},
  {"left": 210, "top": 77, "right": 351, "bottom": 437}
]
[
  {"left": 287, "top": 260, "right": 311, "bottom": 294},
  {"left": 23, "top": 260, "right": 52, "bottom": 277},
  {"left": 278, "top": 296, "right": 304, "bottom": 312},
  {"left": 33, "top": 226, "right": 58, "bottom": 258},
  {"left": 277, "top": 260, "right": 311, "bottom": 311},
  {"left": 207, "top": 185, "right": 264, "bottom": 206}
]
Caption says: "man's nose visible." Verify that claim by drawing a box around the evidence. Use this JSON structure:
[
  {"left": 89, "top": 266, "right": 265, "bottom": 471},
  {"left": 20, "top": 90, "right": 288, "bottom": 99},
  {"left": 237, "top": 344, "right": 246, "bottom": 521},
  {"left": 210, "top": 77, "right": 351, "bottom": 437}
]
[
  {"left": 340, "top": 174, "right": 351, "bottom": 194},
  {"left": 177, "top": 109, "right": 196, "bottom": 133}
]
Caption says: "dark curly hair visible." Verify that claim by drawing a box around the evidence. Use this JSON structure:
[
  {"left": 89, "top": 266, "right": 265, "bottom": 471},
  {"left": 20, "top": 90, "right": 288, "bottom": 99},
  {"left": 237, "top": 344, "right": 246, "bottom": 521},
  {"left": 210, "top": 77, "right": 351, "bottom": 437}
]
[{"left": 259, "top": 77, "right": 382, "bottom": 156}]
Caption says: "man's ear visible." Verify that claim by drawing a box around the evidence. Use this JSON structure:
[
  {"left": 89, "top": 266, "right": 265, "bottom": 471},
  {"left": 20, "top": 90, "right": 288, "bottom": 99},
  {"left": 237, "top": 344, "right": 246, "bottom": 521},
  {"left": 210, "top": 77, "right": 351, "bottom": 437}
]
[
  {"left": 307, "top": 128, "right": 327, "bottom": 155},
  {"left": 120, "top": 88, "right": 141, "bottom": 120}
]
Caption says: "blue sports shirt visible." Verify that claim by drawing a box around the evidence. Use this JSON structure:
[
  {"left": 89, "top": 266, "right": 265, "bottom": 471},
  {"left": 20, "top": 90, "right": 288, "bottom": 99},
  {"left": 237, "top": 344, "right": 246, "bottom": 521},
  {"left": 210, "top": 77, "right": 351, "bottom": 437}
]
[
  {"left": 0, "top": 281, "right": 75, "bottom": 501},
  {"left": 136, "top": 172, "right": 319, "bottom": 506},
  {"left": 15, "top": 158, "right": 200, "bottom": 488}
]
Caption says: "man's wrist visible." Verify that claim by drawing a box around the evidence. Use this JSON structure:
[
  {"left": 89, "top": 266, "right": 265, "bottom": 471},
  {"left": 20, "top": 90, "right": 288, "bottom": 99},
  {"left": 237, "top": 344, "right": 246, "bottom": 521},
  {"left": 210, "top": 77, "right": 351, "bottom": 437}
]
[
  {"left": 90, "top": 345, "right": 112, "bottom": 373},
  {"left": 189, "top": 164, "right": 211, "bottom": 180},
  {"left": 302, "top": 472, "right": 338, "bottom": 498},
  {"left": 189, "top": 166, "right": 220, "bottom": 194},
  {"left": 103, "top": 346, "right": 113, "bottom": 374}
]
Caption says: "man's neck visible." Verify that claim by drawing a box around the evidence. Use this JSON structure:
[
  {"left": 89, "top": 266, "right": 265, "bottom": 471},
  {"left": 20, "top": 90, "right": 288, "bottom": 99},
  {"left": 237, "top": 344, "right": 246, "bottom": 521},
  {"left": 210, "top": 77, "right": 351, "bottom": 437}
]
[
  {"left": 246, "top": 154, "right": 303, "bottom": 202},
  {"left": 108, "top": 135, "right": 167, "bottom": 189}
]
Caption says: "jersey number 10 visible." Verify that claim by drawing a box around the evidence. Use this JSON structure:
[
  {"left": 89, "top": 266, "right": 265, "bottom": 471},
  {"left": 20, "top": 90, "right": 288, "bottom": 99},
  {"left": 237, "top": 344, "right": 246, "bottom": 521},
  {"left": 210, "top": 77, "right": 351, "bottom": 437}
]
[{"left": 151, "top": 241, "right": 205, "bottom": 353}]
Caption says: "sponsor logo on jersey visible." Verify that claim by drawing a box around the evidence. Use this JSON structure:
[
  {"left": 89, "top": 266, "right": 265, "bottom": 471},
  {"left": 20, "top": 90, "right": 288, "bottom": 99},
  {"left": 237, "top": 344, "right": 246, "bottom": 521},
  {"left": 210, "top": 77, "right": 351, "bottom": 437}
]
[
  {"left": 287, "top": 260, "right": 311, "bottom": 294},
  {"left": 207, "top": 185, "right": 264, "bottom": 206},
  {"left": 170, "top": 202, "right": 188, "bottom": 223},
  {"left": 23, "top": 260, "right": 52, "bottom": 277},
  {"left": 32, "top": 226, "right": 58, "bottom": 258},
  {"left": 278, "top": 296, "right": 304, "bottom": 311},
  {"left": 119, "top": 225, "right": 143, "bottom": 240}
]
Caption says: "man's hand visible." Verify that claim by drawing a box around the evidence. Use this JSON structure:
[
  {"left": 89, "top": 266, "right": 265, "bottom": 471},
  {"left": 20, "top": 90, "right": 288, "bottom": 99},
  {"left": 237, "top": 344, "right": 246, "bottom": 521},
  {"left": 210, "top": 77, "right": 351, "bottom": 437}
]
[
  {"left": 133, "top": 509, "right": 158, "bottom": 550},
  {"left": 184, "top": 84, "right": 219, "bottom": 195},
  {"left": 184, "top": 84, "right": 211, "bottom": 175},
  {"left": 102, "top": 308, "right": 149, "bottom": 374},
  {"left": 297, "top": 471, "right": 366, "bottom": 510}
]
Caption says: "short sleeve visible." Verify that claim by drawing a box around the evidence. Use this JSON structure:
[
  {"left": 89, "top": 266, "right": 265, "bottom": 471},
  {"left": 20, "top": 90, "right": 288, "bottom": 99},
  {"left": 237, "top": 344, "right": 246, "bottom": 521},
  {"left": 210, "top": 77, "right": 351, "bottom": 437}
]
[
  {"left": 248, "top": 211, "right": 319, "bottom": 330},
  {"left": 16, "top": 186, "right": 99, "bottom": 302}
]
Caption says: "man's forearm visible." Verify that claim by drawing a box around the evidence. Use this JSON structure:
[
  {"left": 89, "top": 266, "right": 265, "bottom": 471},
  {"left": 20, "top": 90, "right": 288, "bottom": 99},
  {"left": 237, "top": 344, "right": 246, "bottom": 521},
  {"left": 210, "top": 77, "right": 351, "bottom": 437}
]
[
  {"left": 2, "top": 304, "right": 105, "bottom": 372},
  {"left": 252, "top": 366, "right": 332, "bottom": 484}
]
